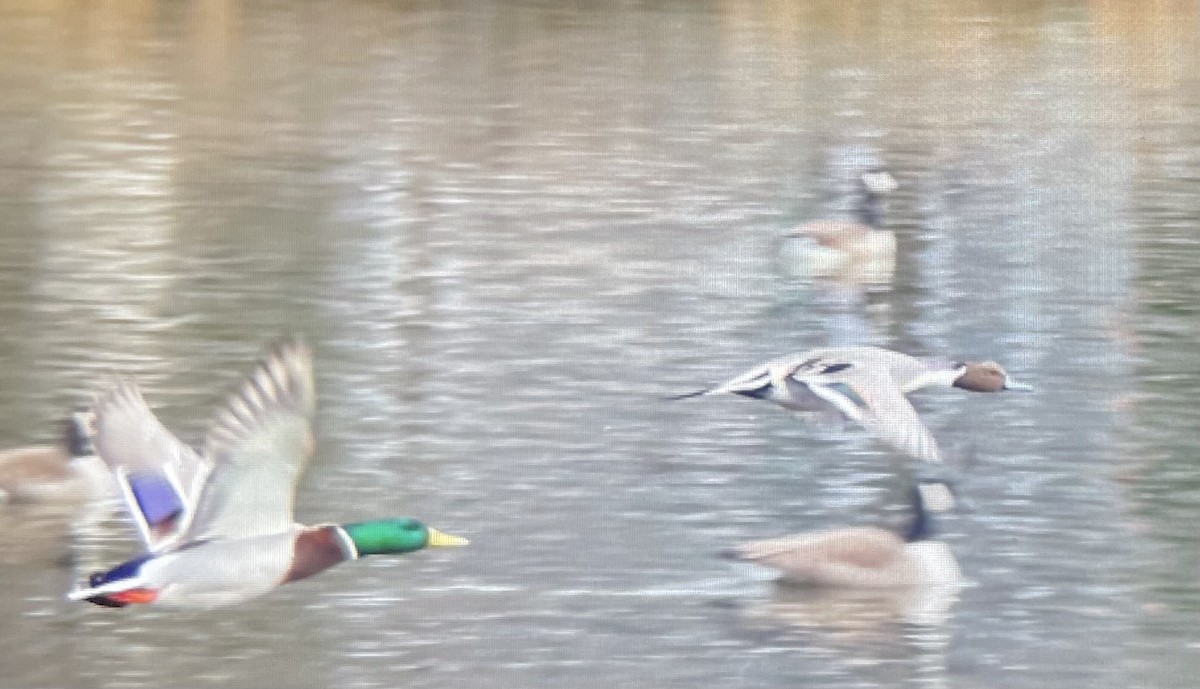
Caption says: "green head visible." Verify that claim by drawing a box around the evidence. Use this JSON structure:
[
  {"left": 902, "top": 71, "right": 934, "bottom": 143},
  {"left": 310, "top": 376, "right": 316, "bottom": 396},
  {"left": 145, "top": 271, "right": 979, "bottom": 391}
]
[{"left": 339, "top": 518, "right": 468, "bottom": 557}]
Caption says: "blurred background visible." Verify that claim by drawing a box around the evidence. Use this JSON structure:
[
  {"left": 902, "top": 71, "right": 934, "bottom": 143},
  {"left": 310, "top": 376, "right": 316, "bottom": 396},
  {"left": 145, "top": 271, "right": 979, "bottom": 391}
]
[{"left": 0, "top": 0, "right": 1197, "bottom": 687}]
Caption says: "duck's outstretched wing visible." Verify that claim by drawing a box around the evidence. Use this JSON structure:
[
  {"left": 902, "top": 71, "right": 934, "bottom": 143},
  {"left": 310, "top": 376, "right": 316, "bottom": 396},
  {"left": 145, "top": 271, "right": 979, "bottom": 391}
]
[
  {"left": 672, "top": 349, "right": 943, "bottom": 462},
  {"left": 91, "top": 383, "right": 211, "bottom": 553},
  {"left": 789, "top": 360, "right": 943, "bottom": 463},
  {"left": 182, "top": 339, "right": 316, "bottom": 543}
]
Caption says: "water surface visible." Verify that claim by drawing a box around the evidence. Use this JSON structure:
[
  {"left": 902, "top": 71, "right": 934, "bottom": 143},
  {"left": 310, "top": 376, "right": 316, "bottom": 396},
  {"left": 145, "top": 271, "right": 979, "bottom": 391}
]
[{"left": 0, "top": 1, "right": 1198, "bottom": 687}]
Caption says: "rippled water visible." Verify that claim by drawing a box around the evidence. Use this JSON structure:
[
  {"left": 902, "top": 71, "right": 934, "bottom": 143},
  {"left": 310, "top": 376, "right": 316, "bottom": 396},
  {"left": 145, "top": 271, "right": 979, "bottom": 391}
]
[{"left": 0, "top": 1, "right": 1198, "bottom": 687}]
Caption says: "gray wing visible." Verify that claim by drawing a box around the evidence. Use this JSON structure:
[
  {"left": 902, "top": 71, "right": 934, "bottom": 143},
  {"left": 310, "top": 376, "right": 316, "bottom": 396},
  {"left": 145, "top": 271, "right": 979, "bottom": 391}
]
[
  {"left": 183, "top": 339, "right": 317, "bottom": 543},
  {"left": 90, "top": 382, "right": 212, "bottom": 553},
  {"left": 779, "top": 377, "right": 857, "bottom": 423},
  {"left": 791, "top": 361, "right": 943, "bottom": 463},
  {"left": 850, "top": 378, "right": 942, "bottom": 463}
]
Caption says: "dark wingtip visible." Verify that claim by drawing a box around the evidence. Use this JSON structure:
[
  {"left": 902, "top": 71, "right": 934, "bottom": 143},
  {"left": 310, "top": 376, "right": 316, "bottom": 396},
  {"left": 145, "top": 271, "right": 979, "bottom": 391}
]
[
  {"left": 85, "top": 595, "right": 129, "bottom": 608},
  {"left": 718, "top": 547, "right": 745, "bottom": 561},
  {"left": 663, "top": 389, "right": 709, "bottom": 402}
]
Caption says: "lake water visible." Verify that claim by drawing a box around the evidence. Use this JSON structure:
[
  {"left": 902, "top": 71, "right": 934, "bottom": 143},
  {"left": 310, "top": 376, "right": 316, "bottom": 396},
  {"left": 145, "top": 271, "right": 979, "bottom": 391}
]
[{"left": 0, "top": 1, "right": 1198, "bottom": 687}]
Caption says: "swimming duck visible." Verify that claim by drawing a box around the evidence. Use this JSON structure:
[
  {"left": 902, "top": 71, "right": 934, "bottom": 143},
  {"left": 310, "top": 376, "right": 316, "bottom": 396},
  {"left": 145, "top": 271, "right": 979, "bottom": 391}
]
[
  {"left": 722, "top": 478, "right": 962, "bottom": 588},
  {"left": 671, "top": 346, "right": 1032, "bottom": 463},
  {"left": 0, "top": 413, "right": 110, "bottom": 506},
  {"left": 778, "top": 170, "right": 899, "bottom": 285},
  {"left": 67, "top": 339, "right": 467, "bottom": 609}
]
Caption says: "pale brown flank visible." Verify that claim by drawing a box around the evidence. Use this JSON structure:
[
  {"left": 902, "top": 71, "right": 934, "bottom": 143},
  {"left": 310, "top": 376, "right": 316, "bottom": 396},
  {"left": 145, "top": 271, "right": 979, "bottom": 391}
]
[
  {"left": 283, "top": 526, "right": 351, "bottom": 584},
  {"left": 0, "top": 450, "right": 73, "bottom": 484},
  {"left": 729, "top": 528, "right": 909, "bottom": 586},
  {"left": 797, "top": 220, "right": 870, "bottom": 249}
]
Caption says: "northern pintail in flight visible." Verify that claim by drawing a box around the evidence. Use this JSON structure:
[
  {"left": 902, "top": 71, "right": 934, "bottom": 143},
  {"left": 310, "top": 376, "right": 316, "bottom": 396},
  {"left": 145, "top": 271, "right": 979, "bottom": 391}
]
[{"left": 671, "top": 346, "right": 1032, "bottom": 463}]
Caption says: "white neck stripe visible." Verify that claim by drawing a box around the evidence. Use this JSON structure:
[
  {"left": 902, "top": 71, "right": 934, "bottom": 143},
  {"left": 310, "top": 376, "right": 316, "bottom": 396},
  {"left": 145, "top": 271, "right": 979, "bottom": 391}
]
[
  {"left": 903, "top": 367, "right": 963, "bottom": 393},
  {"left": 332, "top": 526, "right": 360, "bottom": 560}
]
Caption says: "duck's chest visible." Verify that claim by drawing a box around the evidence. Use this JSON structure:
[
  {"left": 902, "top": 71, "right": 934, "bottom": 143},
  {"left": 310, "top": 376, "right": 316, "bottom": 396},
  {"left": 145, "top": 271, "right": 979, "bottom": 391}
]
[
  {"left": 151, "top": 526, "right": 355, "bottom": 608},
  {"left": 905, "top": 541, "right": 962, "bottom": 585},
  {"left": 148, "top": 531, "right": 307, "bottom": 608}
]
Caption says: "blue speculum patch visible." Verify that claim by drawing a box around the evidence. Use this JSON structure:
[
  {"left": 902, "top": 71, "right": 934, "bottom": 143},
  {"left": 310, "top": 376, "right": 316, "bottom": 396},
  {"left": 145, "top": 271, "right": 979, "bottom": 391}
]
[{"left": 127, "top": 472, "right": 184, "bottom": 526}]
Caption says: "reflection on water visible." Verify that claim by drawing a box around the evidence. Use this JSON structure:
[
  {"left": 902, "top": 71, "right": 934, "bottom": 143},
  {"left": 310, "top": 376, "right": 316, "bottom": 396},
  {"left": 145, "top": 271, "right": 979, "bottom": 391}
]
[
  {"left": 738, "top": 582, "right": 963, "bottom": 636},
  {"left": 0, "top": 1, "right": 1198, "bottom": 687}
]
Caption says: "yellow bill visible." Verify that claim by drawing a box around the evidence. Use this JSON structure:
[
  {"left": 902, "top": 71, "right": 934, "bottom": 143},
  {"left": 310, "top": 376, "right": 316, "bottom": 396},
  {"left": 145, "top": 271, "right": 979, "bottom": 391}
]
[{"left": 427, "top": 528, "right": 469, "bottom": 547}]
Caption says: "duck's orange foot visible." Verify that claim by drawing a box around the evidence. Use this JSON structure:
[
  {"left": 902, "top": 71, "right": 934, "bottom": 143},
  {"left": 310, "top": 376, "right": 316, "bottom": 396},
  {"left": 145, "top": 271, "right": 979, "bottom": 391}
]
[{"left": 86, "top": 588, "right": 159, "bottom": 608}]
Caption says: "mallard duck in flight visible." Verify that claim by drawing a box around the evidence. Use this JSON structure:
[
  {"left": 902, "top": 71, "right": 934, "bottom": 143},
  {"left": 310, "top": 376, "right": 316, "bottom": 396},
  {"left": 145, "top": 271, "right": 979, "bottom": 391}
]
[{"left": 67, "top": 339, "right": 466, "bottom": 609}]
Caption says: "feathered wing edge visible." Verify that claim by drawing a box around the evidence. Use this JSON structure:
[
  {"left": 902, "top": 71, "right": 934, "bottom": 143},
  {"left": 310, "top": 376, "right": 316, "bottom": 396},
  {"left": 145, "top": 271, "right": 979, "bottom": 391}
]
[
  {"left": 203, "top": 338, "right": 316, "bottom": 459},
  {"left": 89, "top": 382, "right": 211, "bottom": 553},
  {"left": 790, "top": 360, "right": 943, "bottom": 463},
  {"left": 180, "top": 337, "right": 316, "bottom": 543}
]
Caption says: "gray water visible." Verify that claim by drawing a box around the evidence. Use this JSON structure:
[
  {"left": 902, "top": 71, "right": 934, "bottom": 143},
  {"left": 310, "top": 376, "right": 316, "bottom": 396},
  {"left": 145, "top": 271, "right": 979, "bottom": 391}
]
[{"left": 0, "top": 1, "right": 1198, "bottom": 687}]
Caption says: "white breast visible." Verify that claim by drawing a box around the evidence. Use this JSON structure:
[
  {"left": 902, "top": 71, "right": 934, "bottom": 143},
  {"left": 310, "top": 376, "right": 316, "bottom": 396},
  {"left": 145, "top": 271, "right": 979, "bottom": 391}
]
[{"left": 905, "top": 541, "right": 962, "bottom": 585}]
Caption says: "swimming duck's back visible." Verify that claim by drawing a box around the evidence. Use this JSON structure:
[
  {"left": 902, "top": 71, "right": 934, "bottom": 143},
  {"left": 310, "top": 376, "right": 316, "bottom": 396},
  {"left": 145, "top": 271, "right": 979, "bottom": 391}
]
[
  {"left": 0, "top": 447, "right": 101, "bottom": 503},
  {"left": 728, "top": 526, "right": 915, "bottom": 588}
]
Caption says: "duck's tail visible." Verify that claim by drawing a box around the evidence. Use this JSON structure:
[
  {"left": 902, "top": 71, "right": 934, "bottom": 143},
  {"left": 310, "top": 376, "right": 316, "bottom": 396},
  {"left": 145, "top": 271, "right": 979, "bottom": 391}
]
[{"left": 662, "top": 388, "right": 713, "bottom": 402}]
